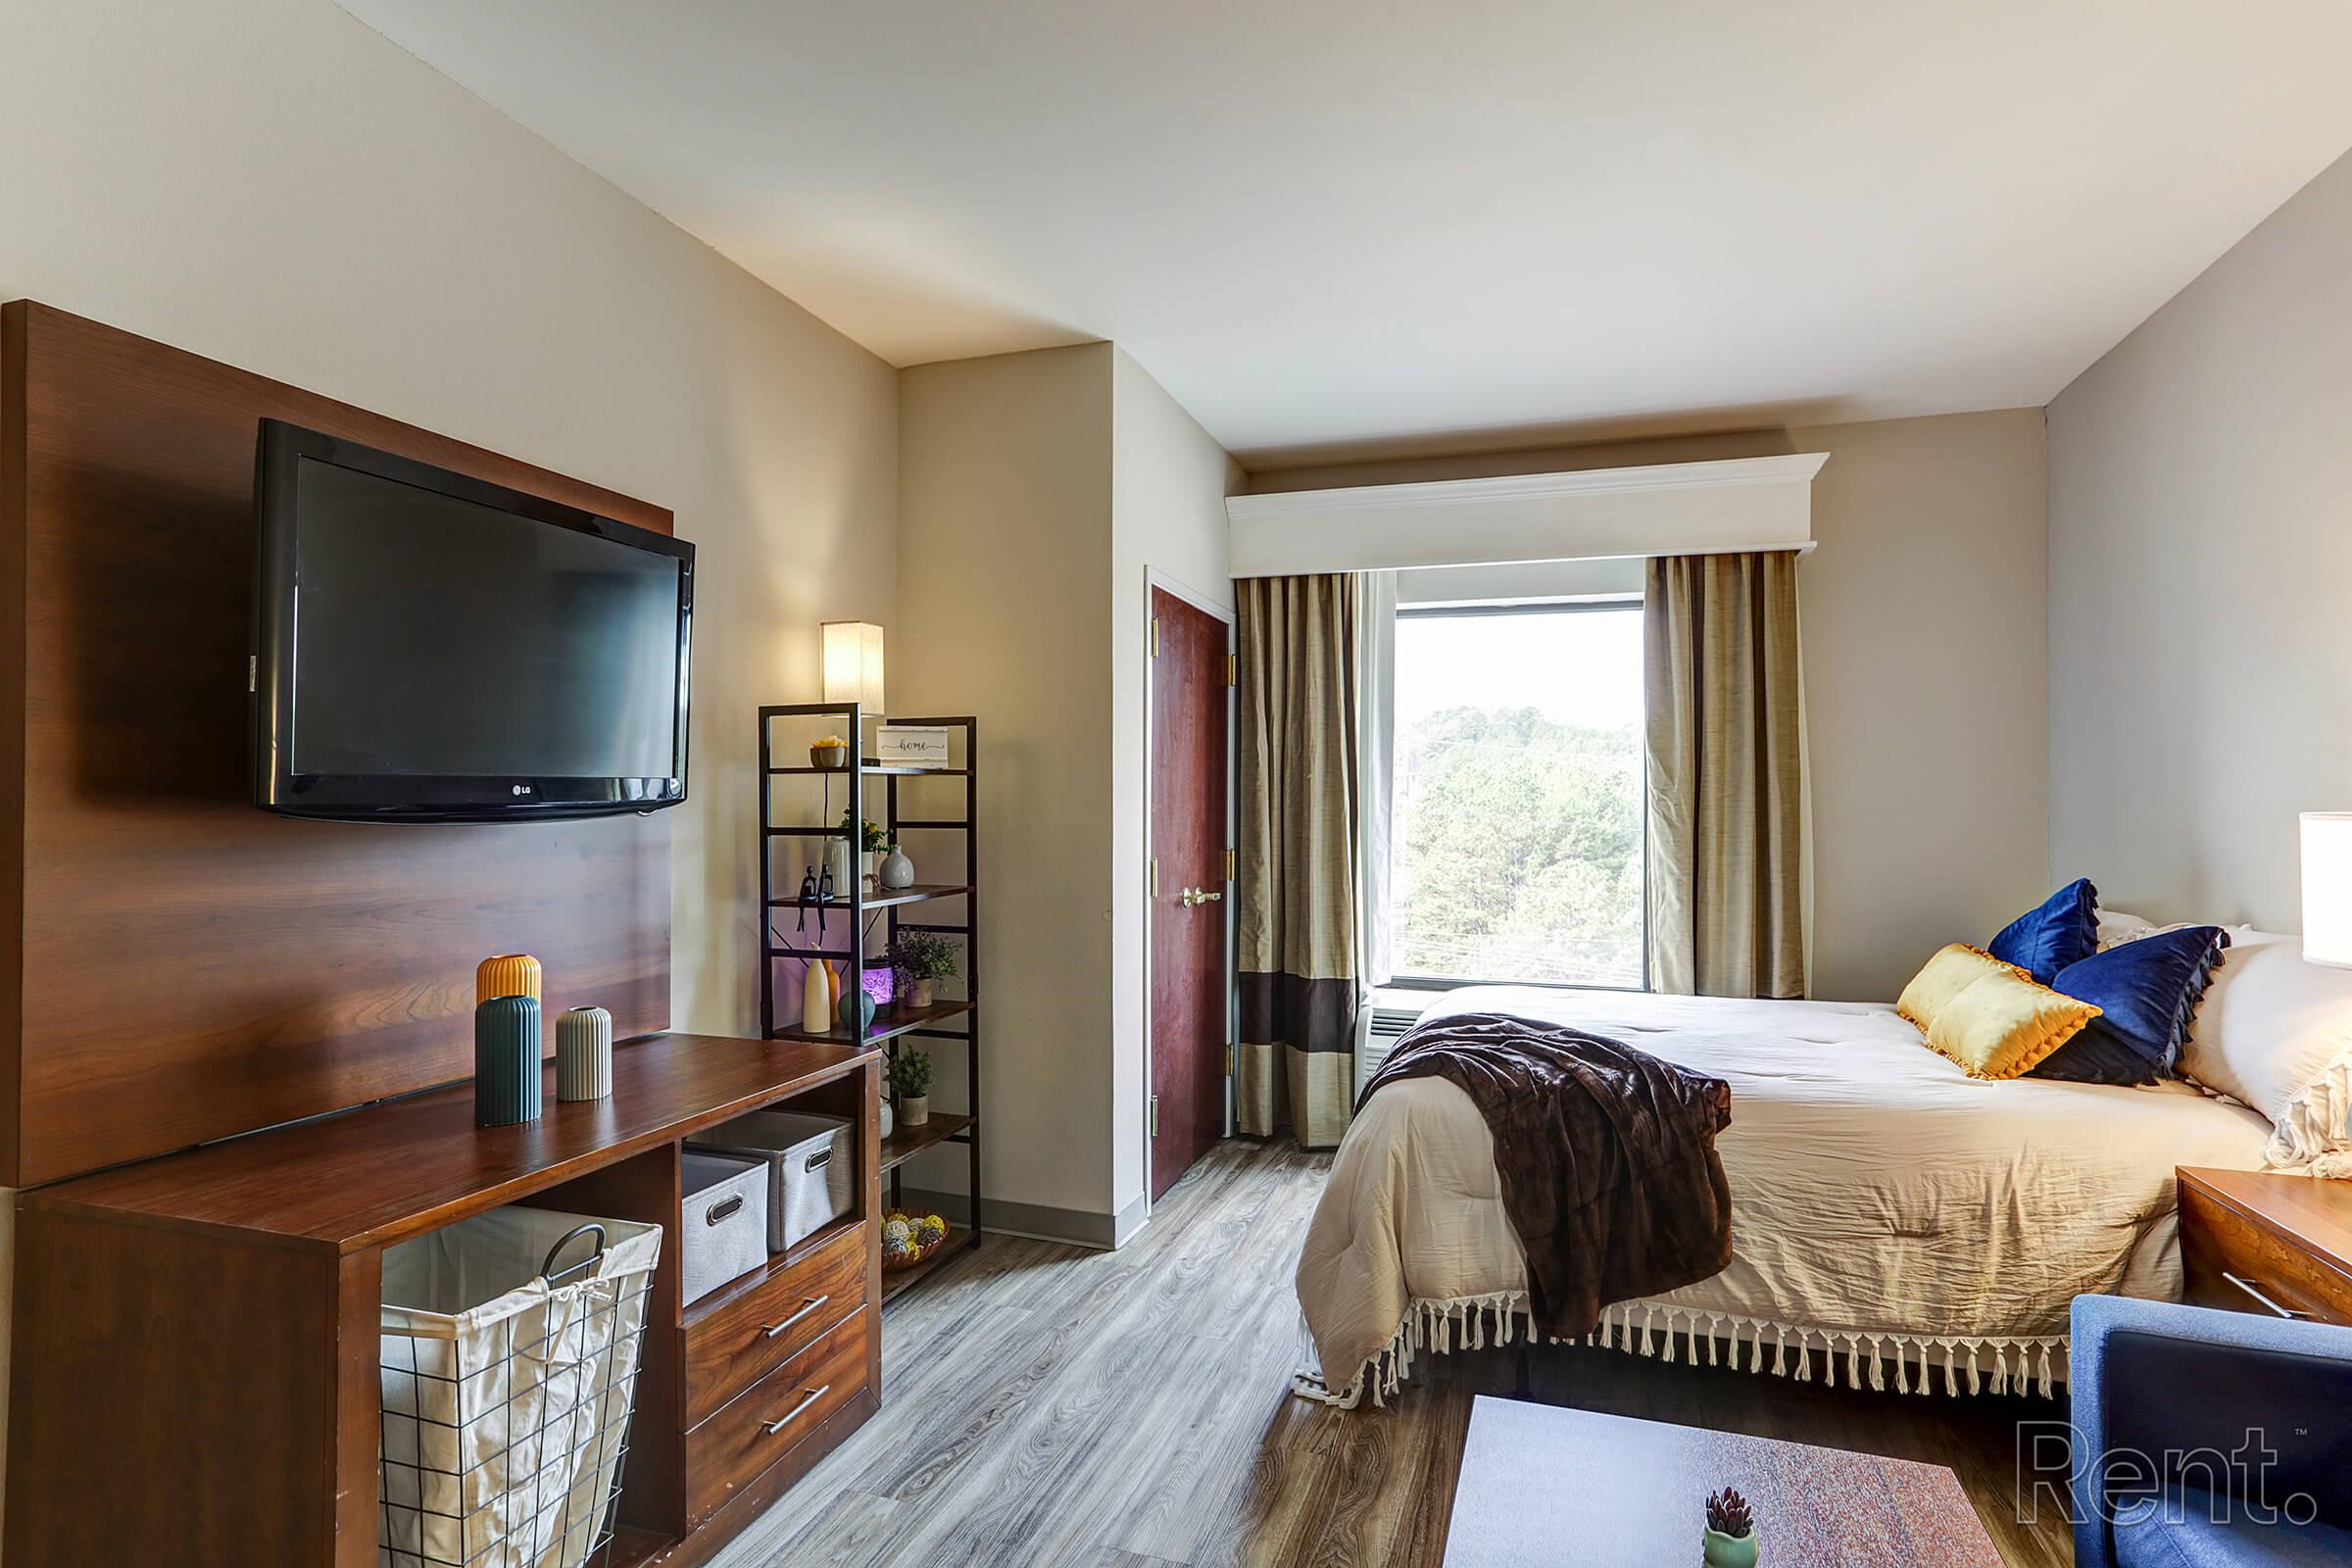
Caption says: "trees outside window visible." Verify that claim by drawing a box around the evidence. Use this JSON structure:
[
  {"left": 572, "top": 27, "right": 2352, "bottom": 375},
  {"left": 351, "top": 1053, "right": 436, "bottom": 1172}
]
[{"left": 1391, "top": 602, "right": 1644, "bottom": 989}]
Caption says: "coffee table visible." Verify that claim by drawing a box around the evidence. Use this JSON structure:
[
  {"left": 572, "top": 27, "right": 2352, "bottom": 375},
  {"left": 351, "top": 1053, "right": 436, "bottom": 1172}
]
[{"left": 1442, "top": 1396, "right": 2005, "bottom": 1566}]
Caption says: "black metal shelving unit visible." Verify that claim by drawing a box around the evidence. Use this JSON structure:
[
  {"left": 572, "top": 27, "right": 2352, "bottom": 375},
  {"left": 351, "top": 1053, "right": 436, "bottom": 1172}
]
[{"left": 758, "top": 704, "right": 981, "bottom": 1302}]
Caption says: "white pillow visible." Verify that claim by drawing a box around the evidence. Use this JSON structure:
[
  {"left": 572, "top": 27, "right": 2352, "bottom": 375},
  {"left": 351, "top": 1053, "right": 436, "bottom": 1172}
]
[
  {"left": 2179, "top": 928, "right": 2352, "bottom": 1175},
  {"left": 2096, "top": 907, "right": 2158, "bottom": 951}
]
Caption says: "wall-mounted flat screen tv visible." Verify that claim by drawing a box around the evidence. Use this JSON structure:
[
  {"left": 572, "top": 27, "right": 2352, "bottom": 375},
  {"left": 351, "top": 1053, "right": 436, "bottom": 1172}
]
[{"left": 252, "top": 420, "right": 693, "bottom": 822}]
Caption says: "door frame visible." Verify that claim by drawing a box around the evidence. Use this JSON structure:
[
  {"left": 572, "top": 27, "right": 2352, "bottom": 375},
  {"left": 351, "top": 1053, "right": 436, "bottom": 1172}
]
[{"left": 1142, "top": 566, "right": 1238, "bottom": 1220}]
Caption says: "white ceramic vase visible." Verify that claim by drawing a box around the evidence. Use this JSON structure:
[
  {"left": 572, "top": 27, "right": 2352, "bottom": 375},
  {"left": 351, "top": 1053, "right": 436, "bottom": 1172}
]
[{"left": 880, "top": 846, "right": 914, "bottom": 889}]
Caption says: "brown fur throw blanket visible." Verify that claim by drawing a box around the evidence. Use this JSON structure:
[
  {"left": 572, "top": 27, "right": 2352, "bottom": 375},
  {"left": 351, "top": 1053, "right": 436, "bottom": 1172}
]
[{"left": 1359, "top": 1010, "right": 1735, "bottom": 1343}]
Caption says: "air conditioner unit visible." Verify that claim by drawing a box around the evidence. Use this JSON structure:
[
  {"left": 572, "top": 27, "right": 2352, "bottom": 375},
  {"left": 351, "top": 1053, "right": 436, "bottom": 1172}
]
[{"left": 1353, "top": 992, "right": 1432, "bottom": 1096}]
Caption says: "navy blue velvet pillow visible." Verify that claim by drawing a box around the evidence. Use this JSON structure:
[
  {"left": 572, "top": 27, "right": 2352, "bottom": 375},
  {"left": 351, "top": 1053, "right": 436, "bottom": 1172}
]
[
  {"left": 2031, "top": 925, "right": 2230, "bottom": 1086},
  {"left": 1988, "top": 878, "right": 2100, "bottom": 986}
]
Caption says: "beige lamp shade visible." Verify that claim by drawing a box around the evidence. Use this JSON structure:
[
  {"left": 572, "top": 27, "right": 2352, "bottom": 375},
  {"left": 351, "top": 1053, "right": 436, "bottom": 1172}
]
[
  {"left": 2300, "top": 812, "right": 2352, "bottom": 968},
  {"left": 821, "top": 621, "right": 886, "bottom": 715}
]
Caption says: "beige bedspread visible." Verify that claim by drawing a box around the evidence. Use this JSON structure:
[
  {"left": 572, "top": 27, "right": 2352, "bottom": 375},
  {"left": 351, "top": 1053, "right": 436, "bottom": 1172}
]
[{"left": 1295, "top": 986, "right": 2273, "bottom": 1404}]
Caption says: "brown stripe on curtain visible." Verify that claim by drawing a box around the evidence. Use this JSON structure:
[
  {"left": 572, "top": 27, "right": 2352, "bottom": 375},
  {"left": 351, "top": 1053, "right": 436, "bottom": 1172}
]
[
  {"left": 1644, "top": 551, "right": 1808, "bottom": 1000},
  {"left": 1237, "top": 573, "right": 1360, "bottom": 1149}
]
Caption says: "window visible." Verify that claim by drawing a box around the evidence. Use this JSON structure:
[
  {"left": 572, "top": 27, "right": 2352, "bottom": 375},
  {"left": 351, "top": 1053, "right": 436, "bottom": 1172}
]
[{"left": 1391, "top": 601, "right": 1645, "bottom": 989}]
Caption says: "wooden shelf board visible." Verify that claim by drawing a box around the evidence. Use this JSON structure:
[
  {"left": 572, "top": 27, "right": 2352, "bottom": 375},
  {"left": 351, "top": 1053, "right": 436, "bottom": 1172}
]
[
  {"left": 765, "top": 763, "right": 971, "bottom": 777},
  {"left": 764, "top": 882, "right": 970, "bottom": 912},
  {"left": 680, "top": 1208, "right": 867, "bottom": 1332},
  {"left": 879, "top": 1227, "right": 981, "bottom": 1306},
  {"left": 878, "top": 1112, "right": 974, "bottom": 1175},
  {"left": 26, "top": 1034, "right": 877, "bottom": 1254},
  {"left": 769, "top": 1000, "right": 974, "bottom": 1049}
]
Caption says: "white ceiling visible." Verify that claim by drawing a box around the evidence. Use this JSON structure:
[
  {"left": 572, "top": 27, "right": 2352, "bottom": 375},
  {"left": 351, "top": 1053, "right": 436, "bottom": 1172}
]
[{"left": 339, "top": 0, "right": 2352, "bottom": 466}]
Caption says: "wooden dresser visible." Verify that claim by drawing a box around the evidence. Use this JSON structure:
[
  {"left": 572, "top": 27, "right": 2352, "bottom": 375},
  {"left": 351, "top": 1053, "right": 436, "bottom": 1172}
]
[
  {"left": 7, "top": 1034, "right": 883, "bottom": 1568},
  {"left": 2178, "top": 1165, "right": 2352, "bottom": 1327}
]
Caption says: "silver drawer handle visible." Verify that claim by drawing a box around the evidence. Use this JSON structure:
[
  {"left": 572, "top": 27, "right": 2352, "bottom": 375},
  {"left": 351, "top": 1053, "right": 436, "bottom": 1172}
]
[
  {"left": 2224, "top": 1271, "right": 2310, "bottom": 1320},
  {"left": 760, "top": 1295, "right": 830, "bottom": 1339},
  {"left": 705, "top": 1196, "right": 744, "bottom": 1226},
  {"left": 761, "top": 1385, "right": 829, "bottom": 1435}
]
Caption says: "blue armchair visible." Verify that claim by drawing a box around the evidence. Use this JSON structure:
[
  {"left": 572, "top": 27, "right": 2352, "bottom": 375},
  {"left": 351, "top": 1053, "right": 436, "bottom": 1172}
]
[{"left": 2071, "top": 1296, "right": 2352, "bottom": 1566}]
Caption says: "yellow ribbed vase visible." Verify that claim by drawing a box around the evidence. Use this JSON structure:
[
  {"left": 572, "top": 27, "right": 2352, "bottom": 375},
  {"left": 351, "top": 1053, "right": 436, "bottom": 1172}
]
[{"left": 476, "top": 953, "right": 543, "bottom": 1004}]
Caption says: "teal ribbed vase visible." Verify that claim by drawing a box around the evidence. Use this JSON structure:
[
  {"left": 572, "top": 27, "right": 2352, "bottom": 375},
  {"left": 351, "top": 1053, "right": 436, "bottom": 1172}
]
[{"left": 474, "top": 995, "right": 542, "bottom": 1127}]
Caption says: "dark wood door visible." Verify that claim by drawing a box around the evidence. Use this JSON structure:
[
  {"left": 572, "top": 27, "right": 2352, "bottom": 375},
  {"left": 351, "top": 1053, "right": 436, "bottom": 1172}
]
[{"left": 1151, "top": 588, "right": 1232, "bottom": 1200}]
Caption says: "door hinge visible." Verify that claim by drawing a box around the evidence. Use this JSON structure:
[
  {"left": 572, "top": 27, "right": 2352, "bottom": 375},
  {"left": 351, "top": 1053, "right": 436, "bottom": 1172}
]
[
  {"left": 1150, "top": 1094, "right": 1159, "bottom": 1137},
  {"left": 1226, "top": 653, "right": 1237, "bottom": 686},
  {"left": 1224, "top": 848, "right": 1236, "bottom": 882},
  {"left": 1150, "top": 616, "right": 1159, "bottom": 658},
  {"left": 1225, "top": 1044, "right": 1236, "bottom": 1076},
  {"left": 1149, "top": 857, "right": 1158, "bottom": 898}
]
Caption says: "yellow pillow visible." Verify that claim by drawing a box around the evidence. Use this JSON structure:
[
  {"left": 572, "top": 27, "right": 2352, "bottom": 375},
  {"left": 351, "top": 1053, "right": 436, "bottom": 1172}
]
[
  {"left": 1896, "top": 944, "right": 2028, "bottom": 1033},
  {"left": 1923, "top": 969, "right": 2100, "bottom": 1080}
]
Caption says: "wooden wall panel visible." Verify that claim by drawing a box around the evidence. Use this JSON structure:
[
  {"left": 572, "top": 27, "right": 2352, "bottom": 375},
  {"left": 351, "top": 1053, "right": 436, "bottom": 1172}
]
[
  {"left": 1, "top": 301, "right": 673, "bottom": 1186},
  {"left": 5, "top": 1209, "right": 344, "bottom": 1565}
]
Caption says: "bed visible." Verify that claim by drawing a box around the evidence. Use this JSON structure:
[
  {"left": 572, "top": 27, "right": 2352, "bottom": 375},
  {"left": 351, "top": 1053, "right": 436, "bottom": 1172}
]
[{"left": 1294, "top": 984, "right": 2276, "bottom": 1406}]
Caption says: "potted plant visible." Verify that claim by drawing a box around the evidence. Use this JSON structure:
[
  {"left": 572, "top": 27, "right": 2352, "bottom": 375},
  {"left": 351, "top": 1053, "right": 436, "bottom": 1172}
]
[
  {"left": 1703, "top": 1488, "right": 1757, "bottom": 1568},
  {"left": 839, "top": 805, "right": 889, "bottom": 884},
  {"left": 890, "top": 929, "right": 958, "bottom": 1009},
  {"left": 886, "top": 1047, "right": 934, "bottom": 1127}
]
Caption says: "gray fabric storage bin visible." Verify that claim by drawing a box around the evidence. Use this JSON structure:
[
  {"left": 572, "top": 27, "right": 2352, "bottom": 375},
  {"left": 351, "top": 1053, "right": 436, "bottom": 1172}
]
[
  {"left": 679, "top": 1152, "right": 767, "bottom": 1307},
  {"left": 695, "top": 1110, "right": 855, "bottom": 1252}
]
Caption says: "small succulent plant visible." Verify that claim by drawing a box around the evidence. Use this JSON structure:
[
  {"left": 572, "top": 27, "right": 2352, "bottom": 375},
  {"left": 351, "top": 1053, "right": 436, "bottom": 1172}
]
[
  {"left": 1706, "top": 1489, "right": 1754, "bottom": 1539},
  {"left": 885, "top": 1047, "right": 934, "bottom": 1100}
]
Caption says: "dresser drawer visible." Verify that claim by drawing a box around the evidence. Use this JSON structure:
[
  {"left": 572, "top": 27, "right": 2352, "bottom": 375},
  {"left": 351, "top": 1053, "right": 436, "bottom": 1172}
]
[
  {"left": 683, "top": 1219, "right": 866, "bottom": 1427},
  {"left": 2180, "top": 1182, "right": 2352, "bottom": 1326},
  {"left": 685, "top": 1304, "right": 871, "bottom": 1527}
]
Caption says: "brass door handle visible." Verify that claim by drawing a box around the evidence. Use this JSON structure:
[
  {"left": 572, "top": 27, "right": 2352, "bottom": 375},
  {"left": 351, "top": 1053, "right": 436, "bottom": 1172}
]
[{"left": 1180, "top": 887, "right": 1223, "bottom": 906}]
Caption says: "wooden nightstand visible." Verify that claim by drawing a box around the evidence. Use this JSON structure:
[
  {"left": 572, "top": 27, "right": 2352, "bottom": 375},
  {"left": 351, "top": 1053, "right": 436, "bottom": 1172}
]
[{"left": 2178, "top": 1166, "right": 2352, "bottom": 1326}]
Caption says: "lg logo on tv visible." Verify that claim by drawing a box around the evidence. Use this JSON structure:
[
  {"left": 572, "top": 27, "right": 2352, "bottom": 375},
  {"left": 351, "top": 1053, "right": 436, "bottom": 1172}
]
[{"left": 511, "top": 784, "right": 531, "bottom": 796}]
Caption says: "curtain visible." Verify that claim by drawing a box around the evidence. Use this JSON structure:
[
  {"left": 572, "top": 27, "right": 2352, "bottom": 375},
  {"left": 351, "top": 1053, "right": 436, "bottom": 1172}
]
[
  {"left": 1643, "top": 551, "right": 1808, "bottom": 999},
  {"left": 1353, "top": 571, "right": 1397, "bottom": 993},
  {"left": 1237, "top": 573, "right": 1361, "bottom": 1148}
]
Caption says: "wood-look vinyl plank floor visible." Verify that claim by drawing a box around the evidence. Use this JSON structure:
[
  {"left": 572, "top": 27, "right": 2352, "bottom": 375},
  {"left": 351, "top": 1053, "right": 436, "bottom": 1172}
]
[{"left": 709, "top": 1138, "right": 2072, "bottom": 1567}]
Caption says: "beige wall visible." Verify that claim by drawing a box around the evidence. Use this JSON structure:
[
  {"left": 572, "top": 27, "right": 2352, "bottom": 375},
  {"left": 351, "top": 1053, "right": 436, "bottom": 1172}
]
[
  {"left": 1109, "top": 350, "right": 1242, "bottom": 1220},
  {"left": 0, "top": 0, "right": 899, "bottom": 1044},
  {"left": 1250, "top": 408, "right": 2050, "bottom": 1003},
  {"left": 897, "top": 346, "right": 1238, "bottom": 1234},
  {"left": 897, "top": 345, "right": 1118, "bottom": 1225},
  {"left": 2049, "top": 149, "right": 2352, "bottom": 932},
  {"left": 0, "top": 0, "right": 900, "bottom": 1537}
]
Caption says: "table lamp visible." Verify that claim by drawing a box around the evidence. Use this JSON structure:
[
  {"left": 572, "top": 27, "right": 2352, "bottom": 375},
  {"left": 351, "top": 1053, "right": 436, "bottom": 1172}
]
[{"left": 2301, "top": 812, "right": 2352, "bottom": 968}]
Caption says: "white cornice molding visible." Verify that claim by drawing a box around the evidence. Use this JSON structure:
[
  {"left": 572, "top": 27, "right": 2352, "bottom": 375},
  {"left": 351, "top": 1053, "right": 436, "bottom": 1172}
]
[
  {"left": 1226, "top": 452, "right": 1829, "bottom": 578},
  {"left": 1226, "top": 453, "right": 1830, "bottom": 520}
]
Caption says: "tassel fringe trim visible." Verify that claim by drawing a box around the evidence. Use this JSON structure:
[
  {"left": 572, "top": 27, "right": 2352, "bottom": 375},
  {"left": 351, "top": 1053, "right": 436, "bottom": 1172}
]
[{"left": 1291, "top": 1294, "right": 2069, "bottom": 1409}]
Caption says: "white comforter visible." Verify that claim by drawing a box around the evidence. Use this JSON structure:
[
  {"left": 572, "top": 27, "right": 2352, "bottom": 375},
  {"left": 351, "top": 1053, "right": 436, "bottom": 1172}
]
[{"left": 1296, "top": 987, "right": 2273, "bottom": 1402}]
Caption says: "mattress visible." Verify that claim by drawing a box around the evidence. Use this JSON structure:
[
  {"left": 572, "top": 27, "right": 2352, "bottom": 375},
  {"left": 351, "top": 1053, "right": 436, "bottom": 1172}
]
[{"left": 1294, "top": 986, "right": 2274, "bottom": 1404}]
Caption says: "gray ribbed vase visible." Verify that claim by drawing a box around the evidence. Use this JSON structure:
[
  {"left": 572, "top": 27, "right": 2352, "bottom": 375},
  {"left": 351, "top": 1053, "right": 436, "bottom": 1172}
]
[
  {"left": 557, "top": 1005, "right": 613, "bottom": 1102},
  {"left": 474, "top": 995, "right": 542, "bottom": 1127}
]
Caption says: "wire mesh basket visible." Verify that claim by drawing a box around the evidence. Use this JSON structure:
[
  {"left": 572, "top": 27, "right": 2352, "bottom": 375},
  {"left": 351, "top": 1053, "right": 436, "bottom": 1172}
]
[{"left": 378, "top": 1207, "right": 664, "bottom": 1568}]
